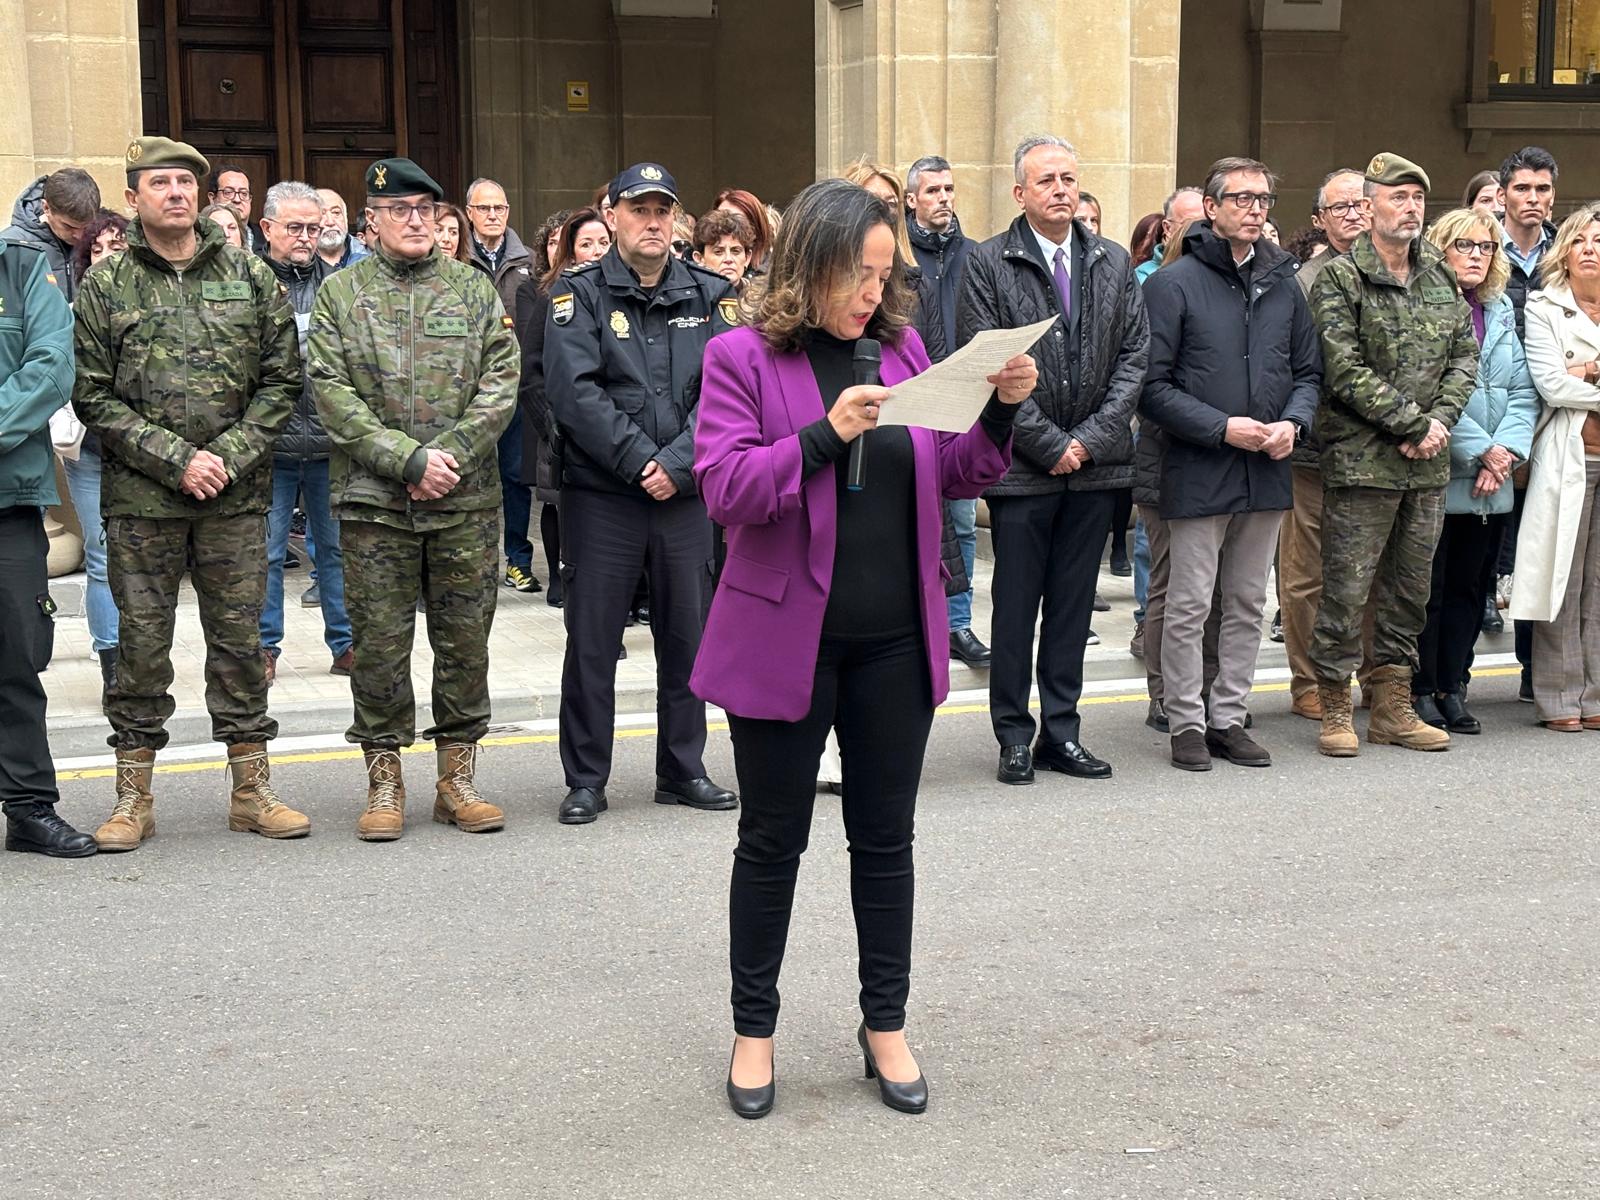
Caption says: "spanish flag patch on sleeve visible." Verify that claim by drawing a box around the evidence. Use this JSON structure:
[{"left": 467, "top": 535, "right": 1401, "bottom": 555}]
[{"left": 502, "top": 315, "right": 514, "bottom": 328}]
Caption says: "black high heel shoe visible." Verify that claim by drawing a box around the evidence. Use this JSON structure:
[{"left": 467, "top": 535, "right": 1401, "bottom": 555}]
[
  {"left": 726, "top": 1044, "right": 775, "bottom": 1120},
  {"left": 857, "top": 1023, "right": 928, "bottom": 1114}
]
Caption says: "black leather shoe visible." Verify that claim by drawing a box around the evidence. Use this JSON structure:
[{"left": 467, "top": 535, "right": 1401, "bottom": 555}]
[
  {"left": 558, "top": 787, "right": 607, "bottom": 825},
  {"left": 1145, "top": 699, "right": 1169, "bottom": 732},
  {"left": 1436, "top": 692, "right": 1481, "bottom": 735},
  {"left": 1034, "top": 739, "right": 1112, "bottom": 779},
  {"left": 1481, "top": 596, "right": 1504, "bottom": 634},
  {"left": 655, "top": 776, "right": 738, "bottom": 810},
  {"left": 949, "top": 628, "right": 991, "bottom": 667},
  {"left": 726, "top": 1046, "right": 775, "bottom": 1120},
  {"left": 997, "top": 744, "right": 1034, "bottom": 785},
  {"left": 4, "top": 805, "right": 98, "bottom": 858},
  {"left": 1412, "top": 693, "right": 1447, "bottom": 729},
  {"left": 1092, "top": 591, "right": 1111, "bottom": 612},
  {"left": 857, "top": 1023, "right": 928, "bottom": 1115}
]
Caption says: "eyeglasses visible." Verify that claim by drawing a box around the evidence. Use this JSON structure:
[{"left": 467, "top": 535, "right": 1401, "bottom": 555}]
[
  {"left": 467, "top": 203, "right": 510, "bottom": 216},
  {"left": 215, "top": 187, "right": 251, "bottom": 201},
  {"left": 1219, "top": 192, "right": 1278, "bottom": 211},
  {"left": 372, "top": 202, "right": 437, "bottom": 223},
  {"left": 269, "top": 221, "right": 324, "bottom": 238},
  {"left": 1318, "top": 200, "right": 1369, "bottom": 218},
  {"left": 671, "top": 239, "right": 690, "bottom": 255},
  {"left": 1452, "top": 238, "right": 1498, "bottom": 257}
]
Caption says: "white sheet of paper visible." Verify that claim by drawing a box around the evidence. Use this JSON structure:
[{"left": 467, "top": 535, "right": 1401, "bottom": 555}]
[{"left": 875, "top": 316, "right": 1059, "bottom": 433}]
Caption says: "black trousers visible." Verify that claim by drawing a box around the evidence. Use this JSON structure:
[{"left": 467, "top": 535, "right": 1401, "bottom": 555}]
[
  {"left": 726, "top": 630, "right": 933, "bottom": 1038},
  {"left": 558, "top": 487, "right": 712, "bottom": 788},
  {"left": 987, "top": 488, "right": 1116, "bottom": 746},
  {"left": 1416, "top": 512, "right": 1506, "bottom": 695},
  {"left": 0, "top": 507, "right": 59, "bottom": 815}
]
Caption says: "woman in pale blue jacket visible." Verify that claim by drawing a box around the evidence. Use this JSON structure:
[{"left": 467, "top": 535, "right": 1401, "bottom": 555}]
[{"left": 1414, "top": 209, "right": 1539, "bottom": 733}]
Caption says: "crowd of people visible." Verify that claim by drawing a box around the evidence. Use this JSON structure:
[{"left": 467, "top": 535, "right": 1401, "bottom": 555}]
[{"left": 2, "top": 123, "right": 1599, "bottom": 1121}]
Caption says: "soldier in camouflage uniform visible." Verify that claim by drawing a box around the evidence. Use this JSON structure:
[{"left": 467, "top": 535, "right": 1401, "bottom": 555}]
[
  {"left": 1307, "top": 153, "right": 1479, "bottom": 757},
  {"left": 73, "top": 136, "right": 307, "bottom": 849},
  {"left": 307, "top": 157, "right": 519, "bottom": 841}
]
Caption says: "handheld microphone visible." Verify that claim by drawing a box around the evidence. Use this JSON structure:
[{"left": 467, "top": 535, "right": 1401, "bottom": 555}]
[{"left": 848, "top": 338, "right": 881, "bottom": 492}]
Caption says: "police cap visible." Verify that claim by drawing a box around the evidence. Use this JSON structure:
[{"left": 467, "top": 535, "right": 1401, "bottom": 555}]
[
  {"left": 609, "top": 163, "right": 680, "bottom": 207},
  {"left": 1364, "top": 152, "right": 1431, "bottom": 192},
  {"left": 125, "top": 136, "right": 210, "bottom": 180},
  {"left": 365, "top": 157, "right": 443, "bottom": 201}
]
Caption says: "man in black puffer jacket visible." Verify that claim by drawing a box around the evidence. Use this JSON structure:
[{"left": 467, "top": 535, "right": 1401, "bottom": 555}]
[
  {"left": 259, "top": 182, "right": 353, "bottom": 679},
  {"left": 957, "top": 134, "right": 1149, "bottom": 785},
  {"left": 1139, "top": 158, "right": 1321, "bottom": 773}
]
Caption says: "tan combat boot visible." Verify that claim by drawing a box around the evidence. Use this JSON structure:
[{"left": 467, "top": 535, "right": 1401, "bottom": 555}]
[
  {"left": 433, "top": 740, "right": 505, "bottom": 833},
  {"left": 1366, "top": 664, "right": 1450, "bottom": 752},
  {"left": 226, "top": 743, "right": 311, "bottom": 838},
  {"left": 1316, "top": 683, "right": 1360, "bottom": 758},
  {"left": 357, "top": 748, "right": 406, "bottom": 841},
  {"left": 96, "top": 748, "right": 157, "bottom": 852}
]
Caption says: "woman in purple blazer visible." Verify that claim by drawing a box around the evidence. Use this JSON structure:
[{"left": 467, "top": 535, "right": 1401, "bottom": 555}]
[{"left": 692, "top": 179, "right": 1034, "bottom": 1119}]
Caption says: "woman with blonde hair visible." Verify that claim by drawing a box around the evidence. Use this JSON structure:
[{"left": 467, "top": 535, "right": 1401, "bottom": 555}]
[
  {"left": 1410, "top": 208, "right": 1537, "bottom": 733},
  {"left": 1510, "top": 204, "right": 1600, "bottom": 730}
]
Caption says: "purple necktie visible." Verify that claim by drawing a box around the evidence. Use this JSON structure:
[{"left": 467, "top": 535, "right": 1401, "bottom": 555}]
[{"left": 1053, "top": 247, "right": 1072, "bottom": 321}]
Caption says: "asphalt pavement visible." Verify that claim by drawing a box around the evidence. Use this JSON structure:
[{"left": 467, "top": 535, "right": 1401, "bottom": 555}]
[{"left": 3, "top": 667, "right": 1597, "bottom": 1199}]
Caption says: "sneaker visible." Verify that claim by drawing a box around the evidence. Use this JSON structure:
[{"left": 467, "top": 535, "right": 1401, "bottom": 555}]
[
  {"left": 301, "top": 582, "right": 320, "bottom": 608},
  {"left": 503, "top": 563, "right": 542, "bottom": 593},
  {"left": 1269, "top": 610, "right": 1284, "bottom": 642},
  {"left": 1086, "top": 628, "right": 1100, "bottom": 646},
  {"left": 1129, "top": 621, "right": 1145, "bottom": 659}
]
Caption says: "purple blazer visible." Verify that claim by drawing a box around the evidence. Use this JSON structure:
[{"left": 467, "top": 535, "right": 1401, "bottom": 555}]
[{"left": 690, "top": 324, "right": 1012, "bottom": 722}]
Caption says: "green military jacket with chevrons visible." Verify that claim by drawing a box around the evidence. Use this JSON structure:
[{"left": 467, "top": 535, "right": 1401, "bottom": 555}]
[
  {"left": 72, "top": 217, "right": 299, "bottom": 518},
  {"left": 1309, "top": 233, "right": 1479, "bottom": 491},
  {"left": 307, "top": 246, "right": 520, "bottom": 531}
]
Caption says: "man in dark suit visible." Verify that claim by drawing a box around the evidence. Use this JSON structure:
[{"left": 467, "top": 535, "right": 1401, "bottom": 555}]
[{"left": 956, "top": 134, "right": 1150, "bottom": 784}]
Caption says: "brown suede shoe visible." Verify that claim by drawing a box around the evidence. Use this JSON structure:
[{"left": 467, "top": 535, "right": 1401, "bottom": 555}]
[
  {"left": 226, "top": 743, "right": 310, "bottom": 838},
  {"left": 1205, "top": 724, "right": 1271, "bottom": 767},
  {"left": 1290, "top": 691, "right": 1323, "bottom": 720},
  {"left": 433, "top": 741, "right": 504, "bottom": 833},
  {"left": 1169, "top": 728, "right": 1212, "bottom": 772},
  {"left": 330, "top": 648, "right": 354, "bottom": 676},
  {"left": 262, "top": 649, "right": 277, "bottom": 687},
  {"left": 357, "top": 748, "right": 406, "bottom": 841},
  {"left": 95, "top": 749, "right": 157, "bottom": 852}
]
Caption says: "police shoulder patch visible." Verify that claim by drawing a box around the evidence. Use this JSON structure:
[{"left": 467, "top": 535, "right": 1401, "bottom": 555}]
[
  {"left": 718, "top": 297, "right": 741, "bottom": 326},
  {"left": 552, "top": 293, "right": 575, "bottom": 325}
]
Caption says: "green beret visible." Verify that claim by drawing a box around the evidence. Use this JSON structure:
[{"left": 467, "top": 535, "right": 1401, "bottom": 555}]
[
  {"left": 1364, "top": 152, "right": 1431, "bottom": 192},
  {"left": 365, "top": 157, "right": 443, "bottom": 202},
  {"left": 125, "top": 136, "right": 209, "bottom": 179}
]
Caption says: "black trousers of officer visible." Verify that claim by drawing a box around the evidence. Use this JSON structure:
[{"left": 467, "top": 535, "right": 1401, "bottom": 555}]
[
  {"left": 559, "top": 487, "right": 712, "bottom": 789},
  {"left": 0, "top": 507, "right": 60, "bottom": 815},
  {"left": 987, "top": 487, "right": 1117, "bottom": 748}
]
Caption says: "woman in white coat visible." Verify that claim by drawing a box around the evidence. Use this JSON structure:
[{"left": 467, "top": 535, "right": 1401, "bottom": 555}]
[{"left": 1510, "top": 204, "right": 1600, "bottom": 730}]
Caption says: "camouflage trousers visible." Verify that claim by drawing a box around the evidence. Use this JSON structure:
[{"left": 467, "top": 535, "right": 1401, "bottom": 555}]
[
  {"left": 340, "top": 510, "right": 499, "bottom": 749},
  {"left": 105, "top": 514, "right": 277, "bottom": 751},
  {"left": 1309, "top": 485, "right": 1445, "bottom": 685}
]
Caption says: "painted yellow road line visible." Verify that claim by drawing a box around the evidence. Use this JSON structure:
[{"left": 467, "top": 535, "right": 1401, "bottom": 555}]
[{"left": 53, "top": 667, "right": 1521, "bottom": 783}]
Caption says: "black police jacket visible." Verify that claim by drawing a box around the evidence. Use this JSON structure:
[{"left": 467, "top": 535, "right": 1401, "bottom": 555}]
[{"left": 543, "top": 249, "right": 735, "bottom": 497}]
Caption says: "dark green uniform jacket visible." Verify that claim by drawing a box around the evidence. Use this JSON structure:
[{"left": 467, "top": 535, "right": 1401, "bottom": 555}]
[
  {"left": 1309, "top": 233, "right": 1478, "bottom": 491},
  {"left": 72, "top": 217, "right": 299, "bottom": 518}
]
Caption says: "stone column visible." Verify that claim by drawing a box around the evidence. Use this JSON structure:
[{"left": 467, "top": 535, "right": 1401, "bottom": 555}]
[{"left": 816, "top": 0, "right": 1180, "bottom": 243}]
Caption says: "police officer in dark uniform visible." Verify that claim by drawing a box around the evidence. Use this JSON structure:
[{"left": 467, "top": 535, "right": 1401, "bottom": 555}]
[{"left": 545, "top": 163, "right": 739, "bottom": 825}]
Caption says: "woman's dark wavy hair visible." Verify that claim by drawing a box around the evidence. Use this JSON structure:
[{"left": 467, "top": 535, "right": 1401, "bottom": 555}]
[
  {"left": 748, "top": 179, "right": 914, "bottom": 354},
  {"left": 540, "top": 207, "right": 609, "bottom": 292},
  {"left": 70, "top": 209, "right": 128, "bottom": 283}
]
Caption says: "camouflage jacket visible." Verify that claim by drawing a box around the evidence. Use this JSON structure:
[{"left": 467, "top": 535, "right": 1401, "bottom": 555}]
[
  {"left": 307, "top": 246, "right": 518, "bottom": 529},
  {"left": 1309, "top": 234, "right": 1478, "bottom": 490},
  {"left": 72, "top": 217, "right": 299, "bottom": 518}
]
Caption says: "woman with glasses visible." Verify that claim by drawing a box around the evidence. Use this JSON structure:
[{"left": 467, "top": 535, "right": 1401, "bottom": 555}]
[
  {"left": 1411, "top": 210, "right": 1538, "bottom": 733},
  {"left": 1509, "top": 205, "right": 1600, "bottom": 731}
]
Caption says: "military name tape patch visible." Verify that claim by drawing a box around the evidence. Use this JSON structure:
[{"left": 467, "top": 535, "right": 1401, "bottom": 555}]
[
  {"left": 552, "top": 294, "right": 574, "bottom": 325},
  {"left": 424, "top": 315, "right": 470, "bottom": 337},
  {"left": 201, "top": 280, "right": 252, "bottom": 302}
]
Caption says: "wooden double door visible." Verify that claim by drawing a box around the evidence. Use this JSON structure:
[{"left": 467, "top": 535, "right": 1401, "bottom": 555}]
[{"left": 138, "top": 0, "right": 459, "bottom": 215}]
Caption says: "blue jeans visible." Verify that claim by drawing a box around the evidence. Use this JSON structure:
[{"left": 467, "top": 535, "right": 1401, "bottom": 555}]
[
  {"left": 62, "top": 446, "right": 119, "bottom": 652},
  {"left": 498, "top": 410, "right": 533, "bottom": 571},
  {"left": 1133, "top": 515, "right": 1151, "bottom": 624},
  {"left": 945, "top": 498, "right": 978, "bottom": 631},
  {"left": 262, "top": 459, "right": 352, "bottom": 657}
]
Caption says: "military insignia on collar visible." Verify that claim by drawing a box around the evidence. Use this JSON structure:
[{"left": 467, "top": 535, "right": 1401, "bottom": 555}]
[
  {"left": 552, "top": 293, "right": 574, "bottom": 325},
  {"left": 610, "top": 310, "right": 631, "bottom": 339},
  {"left": 127, "top": 140, "right": 143, "bottom": 163},
  {"left": 641, "top": 166, "right": 663, "bottom": 181},
  {"left": 373, "top": 164, "right": 388, "bottom": 190},
  {"left": 1368, "top": 154, "right": 1386, "bottom": 177},
  {"left": 718, "top": 297, "right": 740, "bottom": 326}
]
